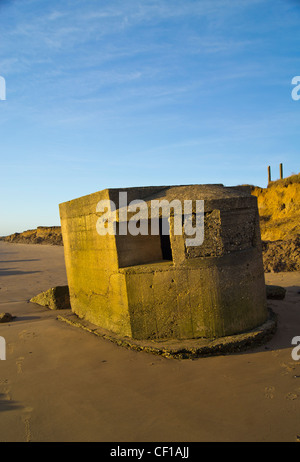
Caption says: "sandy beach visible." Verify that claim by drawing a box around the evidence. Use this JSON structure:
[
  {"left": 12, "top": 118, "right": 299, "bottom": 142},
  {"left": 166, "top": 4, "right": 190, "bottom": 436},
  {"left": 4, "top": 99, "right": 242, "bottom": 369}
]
[{"left": 0, "top": 240, "right": 300, "bottom": 442}]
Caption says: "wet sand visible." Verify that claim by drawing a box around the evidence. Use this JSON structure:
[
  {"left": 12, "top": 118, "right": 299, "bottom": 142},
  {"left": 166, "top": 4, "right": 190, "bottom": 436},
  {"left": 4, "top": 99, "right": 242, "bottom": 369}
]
[{"left": 0, "top": 241, "right": 300, "bottom": 442}]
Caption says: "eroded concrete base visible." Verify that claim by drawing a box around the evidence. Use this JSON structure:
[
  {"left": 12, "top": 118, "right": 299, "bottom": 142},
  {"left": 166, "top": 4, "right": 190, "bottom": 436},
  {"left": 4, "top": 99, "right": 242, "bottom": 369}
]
[
  {"left": 56, "top": 307, "right": 277, "bottom": 359},
  {"left": 266, "top": 284, "right": 286, "bottom": 300},
  {"left": 30, "top": 286, "right": 70, "bottom": 310}
]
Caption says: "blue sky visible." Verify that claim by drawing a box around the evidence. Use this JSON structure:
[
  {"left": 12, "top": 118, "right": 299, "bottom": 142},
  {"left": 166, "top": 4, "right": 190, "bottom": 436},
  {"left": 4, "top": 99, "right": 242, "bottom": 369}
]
[{"left": 0, "top": 0, "right": 299, "bottom": 235}]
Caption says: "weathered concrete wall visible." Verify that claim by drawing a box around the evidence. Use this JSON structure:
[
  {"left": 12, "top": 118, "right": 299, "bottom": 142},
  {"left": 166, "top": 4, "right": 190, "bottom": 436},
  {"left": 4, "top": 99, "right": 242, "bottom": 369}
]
[
  {"left": 59, "top": 184, "right": 268, "bottom": 340},
  {"left": 121, "top": 248, "right": 267, "bottom": 340},
  {"left": 59, "top": 189, "right": 131, "bottom": 336},
  {"left": 59, "top": 186, "right": 170, "bottom": 336}
]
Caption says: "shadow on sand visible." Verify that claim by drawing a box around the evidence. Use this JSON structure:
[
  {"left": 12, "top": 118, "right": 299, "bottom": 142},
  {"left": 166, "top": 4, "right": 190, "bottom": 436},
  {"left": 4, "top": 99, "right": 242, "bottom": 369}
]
[
  {"left": 13, "top": 315, "right": 41, "bottom": 322},
  {"left": 0, "top": 259, "right": 40, "bottom": 263},
  {"left": 0, "top": 268, "right": 41, "bottom": 276},
  {"left": 0, "top": 394, "right": 23, "bottom": 412}
]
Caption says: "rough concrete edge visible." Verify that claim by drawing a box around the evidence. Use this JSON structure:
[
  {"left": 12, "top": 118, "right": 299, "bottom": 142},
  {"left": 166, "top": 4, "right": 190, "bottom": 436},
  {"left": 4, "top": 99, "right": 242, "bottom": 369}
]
[
  {"left": 29, "top": 285, "right": 70, "bottom": 310},
  {"left": 56, "top": 308, "right": 277, "bottom": 360},
  {"left": 265, "top": 284, "right": 286, "bottom": 300}
]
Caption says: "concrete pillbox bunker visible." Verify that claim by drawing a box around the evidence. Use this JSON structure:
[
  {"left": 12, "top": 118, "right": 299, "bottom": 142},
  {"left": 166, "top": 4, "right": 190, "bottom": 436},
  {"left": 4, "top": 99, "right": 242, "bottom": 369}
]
[{"left": 59, "top": 184, "right": 268, "bottom": 340}]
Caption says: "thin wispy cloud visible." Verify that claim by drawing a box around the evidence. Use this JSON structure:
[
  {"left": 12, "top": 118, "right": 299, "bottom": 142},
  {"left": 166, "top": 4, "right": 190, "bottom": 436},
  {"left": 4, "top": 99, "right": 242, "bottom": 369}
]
[{"left": 0, "top": 0, "right": 299, "bottom": 235}]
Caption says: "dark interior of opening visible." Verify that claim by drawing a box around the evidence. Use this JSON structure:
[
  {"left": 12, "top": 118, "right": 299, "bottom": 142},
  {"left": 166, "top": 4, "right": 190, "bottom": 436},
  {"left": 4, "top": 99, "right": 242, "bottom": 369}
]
[{"left": 159, "top": 218, "right": 173, "bottom": 261}]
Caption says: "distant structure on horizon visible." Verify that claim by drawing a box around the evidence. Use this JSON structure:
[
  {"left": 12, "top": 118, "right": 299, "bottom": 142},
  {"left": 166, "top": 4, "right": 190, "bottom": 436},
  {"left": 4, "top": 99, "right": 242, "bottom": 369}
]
[{"left": 268, "top": 163, "right": 284, "bottom": 184}]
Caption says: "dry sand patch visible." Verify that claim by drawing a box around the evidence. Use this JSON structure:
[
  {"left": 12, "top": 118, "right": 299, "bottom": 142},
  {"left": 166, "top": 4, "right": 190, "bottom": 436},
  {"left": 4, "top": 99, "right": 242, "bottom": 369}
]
[{"left": 0, "top": 241, "right": 300, "bottom": 442}]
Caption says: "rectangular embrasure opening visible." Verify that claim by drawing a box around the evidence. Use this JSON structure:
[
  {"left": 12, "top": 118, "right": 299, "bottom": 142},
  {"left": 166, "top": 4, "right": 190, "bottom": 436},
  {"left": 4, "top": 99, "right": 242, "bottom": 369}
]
[
  {"left": 159, "top": 217, "right": 173, "bottom": 261},
  {"left": 116, "top": 218, "right": 173, "bottom": 267}
]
